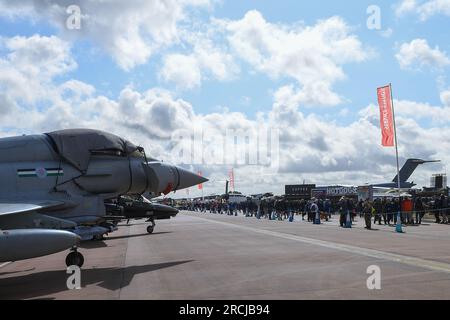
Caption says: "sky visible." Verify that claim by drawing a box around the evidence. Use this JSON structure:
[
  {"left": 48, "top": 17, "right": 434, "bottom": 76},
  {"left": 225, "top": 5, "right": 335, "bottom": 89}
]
[{"left": 0, "top": 0, "right": 449, "bottom": 198}]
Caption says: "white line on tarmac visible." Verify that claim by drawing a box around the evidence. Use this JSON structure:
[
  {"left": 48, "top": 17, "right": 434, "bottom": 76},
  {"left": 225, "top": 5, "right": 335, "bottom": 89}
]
[{"left": 191, "top": 215, "right": 450, "bottom": 274}]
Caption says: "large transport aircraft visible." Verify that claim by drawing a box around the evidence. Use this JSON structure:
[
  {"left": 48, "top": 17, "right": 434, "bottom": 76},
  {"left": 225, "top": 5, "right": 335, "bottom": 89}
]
[{"left": 371, "top": 158, "right": 440, "bottom": 189}]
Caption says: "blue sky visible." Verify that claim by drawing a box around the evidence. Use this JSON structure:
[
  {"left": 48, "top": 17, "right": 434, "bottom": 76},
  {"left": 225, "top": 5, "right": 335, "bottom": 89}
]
[
  {"left": 1, "top": 0, "right": 448, "bottom": 120},
  {"left": 0, "top": 0, "right": 449, "bottom": 196}
]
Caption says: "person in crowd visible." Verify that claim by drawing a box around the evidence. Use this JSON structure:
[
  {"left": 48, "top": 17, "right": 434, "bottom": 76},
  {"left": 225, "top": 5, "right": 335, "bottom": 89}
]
[
  {"left": 414, "top": 196, "right": 424, "bottom": 225},
  {"left": 373, "top": 198, "right": 383, "bottom": 225},
  {"left": 338, "top": 196, "right": 348, "bottom": 227},
  {"left": 357, "top": 199, "right": 364, "bottom": 218},
  {"left": 433, "top": 195, "right": 441, "bottom": 223},
  {"left": 440, "top": 193, "right": 448, "bottom": 224},
  {"left": 363, "top": 200, "right": 373, "bottom": 230},
  {"left": 401, "top": 196, "right": 414, "bottom": 225},
  {"left": 310, "top": 198, "right": 319, "bottom": 224},
  {"left": 381, "top": 197, "right": 388, "bottom": 225}
]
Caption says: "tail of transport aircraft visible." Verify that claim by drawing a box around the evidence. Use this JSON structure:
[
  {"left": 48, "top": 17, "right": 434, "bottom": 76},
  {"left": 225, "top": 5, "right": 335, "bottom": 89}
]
[{"left": 392, "top": 159, "right": 440, "bottom": 184}]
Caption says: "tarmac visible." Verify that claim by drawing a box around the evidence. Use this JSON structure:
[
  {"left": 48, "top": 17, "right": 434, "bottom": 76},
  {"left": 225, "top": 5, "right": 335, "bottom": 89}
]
[{"left": 1, "top": 211, "right": 450, "bottom": 300}]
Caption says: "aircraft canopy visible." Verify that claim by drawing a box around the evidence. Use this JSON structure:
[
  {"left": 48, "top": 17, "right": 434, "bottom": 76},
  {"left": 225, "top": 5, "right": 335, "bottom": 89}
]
[{"left": 46, "top": 129, "right": 139, "bottom": 172}]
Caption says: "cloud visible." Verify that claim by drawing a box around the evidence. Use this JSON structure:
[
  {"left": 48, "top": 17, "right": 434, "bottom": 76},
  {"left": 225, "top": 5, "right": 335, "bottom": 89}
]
[
  {"left": 0, "top": 34, "right": 447, "bottom": 197},
  {"left": 0, "top": 34, "right": 76, "bottom": 103},
  {"left": 396, "top": 0, "right": 450, "bottom": 21},
  {"left": 0, "top": 0, "right": 212, "bottom": 70},
  {"left": 380, "top": 28, "right": 394, "bottom": 38},
  {"left": 159, "top": 37, "right": 239, "bottom": 89},
  {"left": 160, "top": 54, "right": 202, "bottom": 90},
  {"left": 395, "top": 0, "right": 418, "bottom": 16},
  {"left": 395, "top": 99, "right": 450, "bottom": 123},
  {"left": 220, "top": 11, "right": 368, "bottom": 107},
  {"left": 395, "top": 38, "right": 450, "bottom": 70},
  {"left": 440, "top": 89, "right": 450, "bottom": 106}
]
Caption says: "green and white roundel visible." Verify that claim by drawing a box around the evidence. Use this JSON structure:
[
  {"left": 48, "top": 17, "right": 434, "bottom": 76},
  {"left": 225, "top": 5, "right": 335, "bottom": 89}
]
[{"left": 17, "top": 168, "right": 64, "bottom": 178}]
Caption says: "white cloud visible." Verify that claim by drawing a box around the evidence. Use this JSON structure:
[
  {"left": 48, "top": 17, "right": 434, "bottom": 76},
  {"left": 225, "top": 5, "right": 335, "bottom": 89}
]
[
  {"left": 220, "top": 11, "right": 368, "bottom": 107},
  {"left": 160, "top": 54, "right": 202, "bottom": 90},
  {"left": 395, "top": 39, "right": 450, "bottom": 70},
  {"left": 0, "top": 0, "right": 212, "bottom": 70},
  {"left": 380, "top": 28, "right": 394, "bottom": 38},
  {"left": 418, "top": 0, "right": 450, "bottom": 20},
  {"left": 396, "top": 0, "right": 450, "bottom": 20},
  {"left": 440, "top": 89, "right": 450, "bottom": 106},
  {"left": 395, "top": 99, "right": 450, "bottom": 123},
  {"left": 0, "top": 35, "right": 76, "bottom": 103},
  {"left": 396, "top": 0, "right": 418, "bottom": 16},
  {"left": 159, "top": 37, "right": 239, "bottom": 89},
  {"left": 0, "top": 34, "right": 447, "bottom": 197}
]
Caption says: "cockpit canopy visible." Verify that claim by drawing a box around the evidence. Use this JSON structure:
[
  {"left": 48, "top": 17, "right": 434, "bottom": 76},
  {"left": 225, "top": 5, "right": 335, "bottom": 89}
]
[{"left": 46, "top": 129, "right": 141, "bottom": 172}]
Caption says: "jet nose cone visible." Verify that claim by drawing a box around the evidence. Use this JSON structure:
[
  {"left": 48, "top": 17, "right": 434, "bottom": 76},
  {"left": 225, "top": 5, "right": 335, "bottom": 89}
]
[
  {"left": 176, "top": 167, "right": 208, "bottom": 190},
  {"left": 152, "top": 203, "right": 179, "bottom": 214},
  {"left": 142, "top": 161, "right": 208, "bottom": 195}
]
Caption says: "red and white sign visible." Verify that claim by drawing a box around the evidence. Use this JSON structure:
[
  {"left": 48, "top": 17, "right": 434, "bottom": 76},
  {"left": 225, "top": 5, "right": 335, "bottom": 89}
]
[
  {"left": 377, "top": 85, "right": 395, "bottom": 147},
  {"left": 229, "top": 168, "right": 235, "bottom": 192},
  {"left": 197, "top": 171, "right": 203, "bottom": 190}
]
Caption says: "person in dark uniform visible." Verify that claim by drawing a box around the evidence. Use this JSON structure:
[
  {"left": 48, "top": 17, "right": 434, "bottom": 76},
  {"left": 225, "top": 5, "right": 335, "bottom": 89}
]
[
  {"left": 381, "top": 197, "right": 388, "bottom": 225},
  {"left": 414, "top": 196, "right": 424, "bottom": 225},
  {"left": 363, "top": 200, "right": 373, "bottom": 230},
  {"left": 373, "top": 198, "right": 383, "bottom": 225},
  {"left": 338, "top": 196, "right": 348, "bottom": 227}
]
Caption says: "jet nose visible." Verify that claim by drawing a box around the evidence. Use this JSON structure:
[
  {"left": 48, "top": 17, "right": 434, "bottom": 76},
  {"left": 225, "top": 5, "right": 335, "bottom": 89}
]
[
  {"left": 142, "top": 161, "right": 208, "bottom": 196},
  {"left": 176, "top": 166, "right": 208, "bottom": 190},
  {"left": 152, "top": 203, "right": 180, "bottom": 215}
]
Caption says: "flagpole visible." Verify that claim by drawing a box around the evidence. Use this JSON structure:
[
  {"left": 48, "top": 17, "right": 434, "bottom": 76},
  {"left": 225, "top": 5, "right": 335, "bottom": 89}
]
[{"left": 390, "top": 83, "right": 403, "bottom": 232}]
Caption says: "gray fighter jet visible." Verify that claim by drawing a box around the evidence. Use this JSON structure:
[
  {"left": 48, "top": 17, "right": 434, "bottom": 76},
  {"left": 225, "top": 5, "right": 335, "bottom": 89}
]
[
  {"left": 105, "top": 195, "right": 180, "bottom": 234},
  {"left": 0, "top": 129, "right": 207, "bottom": 267}
]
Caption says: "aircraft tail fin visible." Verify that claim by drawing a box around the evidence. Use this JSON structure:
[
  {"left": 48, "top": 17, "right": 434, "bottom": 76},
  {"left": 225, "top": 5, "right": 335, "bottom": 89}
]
[{"left": 392, "top": 159, "right": 440, "bottom": 183}]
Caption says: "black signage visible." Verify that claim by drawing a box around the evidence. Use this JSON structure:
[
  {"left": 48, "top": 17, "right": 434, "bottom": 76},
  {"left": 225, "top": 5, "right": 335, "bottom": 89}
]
[{"left": 285, "top": 184, "right": 315, "bottom": 198}]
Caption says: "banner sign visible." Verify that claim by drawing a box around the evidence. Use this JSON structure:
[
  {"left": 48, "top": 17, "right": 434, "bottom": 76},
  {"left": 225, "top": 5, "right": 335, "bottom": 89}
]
[{"left": 377, "top": 85, "right": 395, "bottom": 147}]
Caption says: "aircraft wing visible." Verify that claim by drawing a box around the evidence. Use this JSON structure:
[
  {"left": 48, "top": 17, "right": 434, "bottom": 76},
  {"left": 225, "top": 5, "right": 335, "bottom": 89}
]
[{"left": 0, "top": 200, "right": 65, "bottom": 216}]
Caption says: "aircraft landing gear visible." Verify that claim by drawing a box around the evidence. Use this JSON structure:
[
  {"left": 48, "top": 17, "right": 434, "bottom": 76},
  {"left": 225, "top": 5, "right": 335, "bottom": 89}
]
[
  {"left": 93, "top": 234, "right": 104, "bottom": 241},
  {"left": 146, "top": 219, "right": 156, "bottom": 234},
  {"left": 66, "top": 248, "right": 84, "bottom": 268}
]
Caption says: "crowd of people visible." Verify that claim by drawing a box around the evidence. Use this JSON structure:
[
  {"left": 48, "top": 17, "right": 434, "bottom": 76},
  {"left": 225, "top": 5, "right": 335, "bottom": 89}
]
[{"left": 179, "top": 192, "right": 450, "bottom": 229}]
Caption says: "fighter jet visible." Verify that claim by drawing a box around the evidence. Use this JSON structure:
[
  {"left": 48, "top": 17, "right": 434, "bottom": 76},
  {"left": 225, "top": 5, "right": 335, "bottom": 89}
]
[
  {"left": 0, "top": 129, "right": 207, "bottom": 267},
  {"left": 104, "top": 195, "right": 179, "bottom": 234}
]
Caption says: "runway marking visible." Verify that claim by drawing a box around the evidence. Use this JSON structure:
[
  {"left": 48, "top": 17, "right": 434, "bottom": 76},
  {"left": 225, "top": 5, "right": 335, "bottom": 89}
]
[{"left": 191, "top": 215, "right": 450, "bottom": 274}]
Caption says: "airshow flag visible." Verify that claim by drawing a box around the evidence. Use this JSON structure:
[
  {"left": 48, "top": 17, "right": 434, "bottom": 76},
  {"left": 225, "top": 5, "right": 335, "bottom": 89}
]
[
  {"left": 197, "top": 171, "right": 203, "bottom": 190},
  {"left": 377, "top": 85, "right": 395, "bottom": 147},
  {"left": 377, "top": 84, "right": 404, "bottom": 233},
  {"left": 229, "top": 168, "right": 235, "bottom": 192}
]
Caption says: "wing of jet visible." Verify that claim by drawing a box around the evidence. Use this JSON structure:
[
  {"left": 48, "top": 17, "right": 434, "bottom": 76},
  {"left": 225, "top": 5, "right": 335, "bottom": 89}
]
[
  {"left": 0, "top": 200, "right": 64, "bottom": 216},
  {"left": 0, "top": 200, "right": 80, "bottom": 265}
]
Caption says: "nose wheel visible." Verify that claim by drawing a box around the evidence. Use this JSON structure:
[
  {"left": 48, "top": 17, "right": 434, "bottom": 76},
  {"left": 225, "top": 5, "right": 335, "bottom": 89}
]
[{"left": 66, "top": 248, "right": 84, "bottom": 268}]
